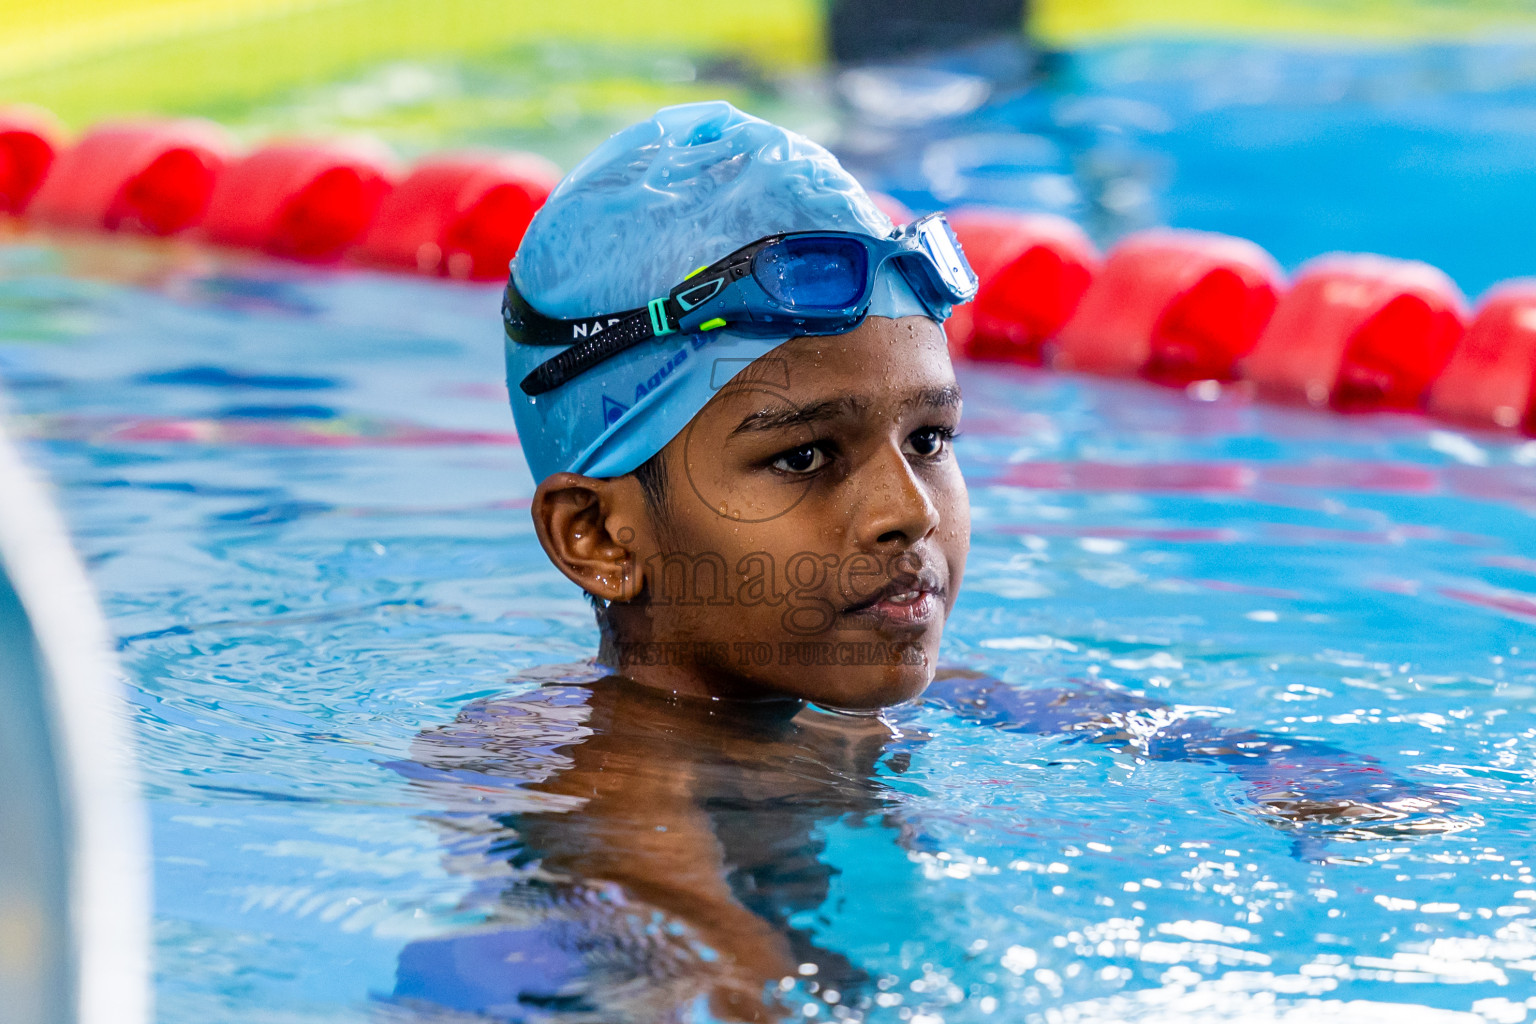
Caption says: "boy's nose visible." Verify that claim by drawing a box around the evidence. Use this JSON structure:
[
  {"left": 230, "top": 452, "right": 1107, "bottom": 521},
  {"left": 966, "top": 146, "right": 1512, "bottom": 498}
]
[{"left": 854, "top": 444, "right": 941, "bottom": 550}]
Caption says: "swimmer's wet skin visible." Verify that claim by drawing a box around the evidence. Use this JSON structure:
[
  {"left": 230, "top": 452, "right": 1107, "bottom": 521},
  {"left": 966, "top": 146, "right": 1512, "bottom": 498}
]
[{"left": 388, "top": 102, "right": 1461, "bottom": 1022}]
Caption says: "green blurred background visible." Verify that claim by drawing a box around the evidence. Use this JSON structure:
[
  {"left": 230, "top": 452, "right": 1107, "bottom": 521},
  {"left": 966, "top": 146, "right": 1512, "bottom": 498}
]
[{"left": 6, "top": 0, "right": 1536, "bottom": 168}]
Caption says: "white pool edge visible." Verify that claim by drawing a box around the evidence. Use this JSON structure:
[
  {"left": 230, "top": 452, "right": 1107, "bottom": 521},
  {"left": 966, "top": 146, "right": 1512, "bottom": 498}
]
[{"left": 0, "top": 409, "right": 151, "bottom": 1024}]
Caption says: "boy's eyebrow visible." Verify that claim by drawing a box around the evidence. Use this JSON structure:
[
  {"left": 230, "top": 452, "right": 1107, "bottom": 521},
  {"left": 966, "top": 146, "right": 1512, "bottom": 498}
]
[
  {"left": 733, "top": 396, "right": 866, "bottom": 435},
  {"left": 730, "top": 385, "right": 962, "bottom": 435},
  {"left": 912, "top": 384, "right": 963, "bottom": 410}
]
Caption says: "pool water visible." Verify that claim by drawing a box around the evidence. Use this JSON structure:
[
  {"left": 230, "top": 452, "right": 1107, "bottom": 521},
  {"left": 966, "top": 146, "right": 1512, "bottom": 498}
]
[
  {"left": 7, "top": 34, "right": 1536, "bottom": 1024},
  {"left": 2, "top": 233, "right": 1535, "bottom": 1023}
]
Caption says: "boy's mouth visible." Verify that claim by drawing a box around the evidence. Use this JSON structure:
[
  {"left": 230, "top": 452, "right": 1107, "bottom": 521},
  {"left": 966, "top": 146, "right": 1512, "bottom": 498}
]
[
  {"left": 842, "top": 569, "right": 946, "bottom": 628},
  {"left": 869, "top": 588, "right": 940, "bottom": 626}
]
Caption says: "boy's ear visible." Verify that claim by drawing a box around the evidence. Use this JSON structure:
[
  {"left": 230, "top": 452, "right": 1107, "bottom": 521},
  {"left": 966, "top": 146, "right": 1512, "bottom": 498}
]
[{"left": 530, "top": 473, "right": 647, "bottom": 603}]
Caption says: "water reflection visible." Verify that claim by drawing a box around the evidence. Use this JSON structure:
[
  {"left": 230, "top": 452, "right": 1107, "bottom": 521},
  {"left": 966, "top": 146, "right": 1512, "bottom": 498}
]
[
  {"left": 390, "top": 669, "right": 900, "bottom": 1021},
  {"left": 385, "top": 668, "right": 1470, "bottom": 1022}
]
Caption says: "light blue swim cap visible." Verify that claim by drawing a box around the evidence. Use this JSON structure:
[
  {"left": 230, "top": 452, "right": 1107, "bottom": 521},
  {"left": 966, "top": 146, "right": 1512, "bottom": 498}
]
[{"left": 506, "top": 100, "right": 932, "bottom": 484}]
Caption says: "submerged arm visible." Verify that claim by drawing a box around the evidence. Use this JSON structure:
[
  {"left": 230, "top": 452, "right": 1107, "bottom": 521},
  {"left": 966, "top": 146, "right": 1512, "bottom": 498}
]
[{"left": 924, "top": 671, "right": 1464, "bottom": 842}]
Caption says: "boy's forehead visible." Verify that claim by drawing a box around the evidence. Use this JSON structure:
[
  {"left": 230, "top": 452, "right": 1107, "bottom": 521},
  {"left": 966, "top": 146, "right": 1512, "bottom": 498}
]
[{"left": 711, "top": 316, "right": 956, "bottom": 414}]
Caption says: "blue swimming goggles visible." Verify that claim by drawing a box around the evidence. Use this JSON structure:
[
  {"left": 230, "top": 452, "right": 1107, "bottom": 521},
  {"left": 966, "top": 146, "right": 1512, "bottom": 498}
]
[{"left": 505, "top": 213, "right": 978, "bottom": 396}]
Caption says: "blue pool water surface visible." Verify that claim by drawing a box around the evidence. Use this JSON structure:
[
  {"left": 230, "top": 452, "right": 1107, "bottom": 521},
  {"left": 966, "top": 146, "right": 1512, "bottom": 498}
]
[
  {"left": 3, "top": 239, "right": 1535, "bottom": 1023},
  {"left": 5, "top": 37, "right": 1536, "bottom": 1024}
]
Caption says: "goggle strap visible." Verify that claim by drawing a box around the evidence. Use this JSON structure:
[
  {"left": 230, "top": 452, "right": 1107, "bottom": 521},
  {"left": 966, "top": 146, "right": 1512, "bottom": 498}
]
[
  {"left": 518, "top": 309, "right": 660, "bottom": 395},
  {"left": 506, "top": 276, "right": 691, "bottom": 395},
  {"left": 504, "top": 283, "right": 646, "bottom": 347}
]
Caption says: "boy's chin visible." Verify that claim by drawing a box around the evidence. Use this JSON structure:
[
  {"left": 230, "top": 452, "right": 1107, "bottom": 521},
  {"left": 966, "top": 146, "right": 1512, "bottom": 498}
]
[{"left": 765, "top": 663, "right": 934, "bottom": 712}]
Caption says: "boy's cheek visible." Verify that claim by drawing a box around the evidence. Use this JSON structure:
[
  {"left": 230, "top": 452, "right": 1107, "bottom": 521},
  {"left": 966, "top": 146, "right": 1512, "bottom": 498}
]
[{"left": 946, "top": 492, "right": 972, "bottom": 543}]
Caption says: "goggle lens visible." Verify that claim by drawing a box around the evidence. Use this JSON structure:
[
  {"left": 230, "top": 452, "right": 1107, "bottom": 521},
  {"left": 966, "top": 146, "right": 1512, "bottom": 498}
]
[{"left": 754, "top": 237, "right": 869, "bottom": 310}]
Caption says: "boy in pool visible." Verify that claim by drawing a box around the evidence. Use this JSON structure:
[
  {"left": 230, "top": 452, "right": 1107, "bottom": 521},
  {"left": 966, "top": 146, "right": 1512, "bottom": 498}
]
[
  {"left": 509, "top": 102, "right": 969, "bottom": 712},
  {"left": 388, "top": 102, "right": 1458, "bottom": 1023}
]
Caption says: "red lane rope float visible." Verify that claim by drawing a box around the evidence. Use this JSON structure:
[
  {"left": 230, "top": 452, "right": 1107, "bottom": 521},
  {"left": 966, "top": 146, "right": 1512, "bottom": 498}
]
[
  {"left": 14, "top": 106, "right": 1536, "bottom": 438},
  {"left": 947, "top": 209, "right": 1099, "bottom": 365},
  {"left": 1054, "top": 229, "right": 1281, "bottom": 386},
  {"left": 27, "top": 120, "right": 229, "bottom": 235},
  {"left": 1244, "top": 254, "right": 1466, "bottom": 412},
  {"left": 352, "top": 152, "right": 560, "bottom": 282},
  {"left": 202, "top": 141, "right": 394, "bottom": 262},
  {"left": 0, "top": 108, "right": 60, "bottom": 216},
  {"left": 1428, "top": 281, "right": 1536, "bottom": 433}
]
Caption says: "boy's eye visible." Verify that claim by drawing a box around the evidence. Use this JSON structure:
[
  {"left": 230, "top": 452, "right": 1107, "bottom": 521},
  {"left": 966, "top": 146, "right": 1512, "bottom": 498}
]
[
  {"left": 771, "top": 444, "right": 828, "bottom": 474},
  {"left": 904, "top": 426, "right": 951, "bottom": 458}
]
